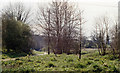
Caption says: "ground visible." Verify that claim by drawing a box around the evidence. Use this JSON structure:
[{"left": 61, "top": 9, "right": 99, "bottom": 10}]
[{"left": 1, "top": 49, "right": 120, "bottom": 72}]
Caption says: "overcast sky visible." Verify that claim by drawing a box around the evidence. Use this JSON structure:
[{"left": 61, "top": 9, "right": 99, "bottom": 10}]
[{"left": 0, "top": 0, "right": 119, "bottom": 37}]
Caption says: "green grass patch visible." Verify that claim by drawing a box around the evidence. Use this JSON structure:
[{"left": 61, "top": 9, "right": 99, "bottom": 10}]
[
  {"left": 2, "top": 49, "right": 120, "bottom": 72},
  {"left": 2, "top": 51, "right": 27, "bottom": 59}
]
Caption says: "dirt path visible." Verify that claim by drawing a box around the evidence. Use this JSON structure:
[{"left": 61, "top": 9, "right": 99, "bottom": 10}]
[
  {"left": 2, "top": 58, "right": 16, "bottom": 61},
  {"left": 33, "top": 52, "right": 47, "bottom": 56},
  {"left": 1, "top": 52, "right": 47, "bottom": 61}
]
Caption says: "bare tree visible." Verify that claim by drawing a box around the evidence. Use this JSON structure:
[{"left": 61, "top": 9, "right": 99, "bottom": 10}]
[
  {"left": 94, "top": 16, "right": 110, "bottom": 55},
  {"left": 110, "top": 19, "right": 118, "bottom": 55},
  {"left": 36, "top": 7, "right": 51, "bottom": 54},
  {"left": 77, "top": 10, "right": 86, "bottom": 59},
  {"left": 36, "top": 0, "right": 85, "bottom": 56},
  {"left": 102, "top": 16, "right": 110, "bottom": 55},
  {"left": 2, "top": 2, "right": 31, "bottom": 24},
  {"left": 91, "top": 22, "right": 101, "bottom": 55},
  {"left": 118, "top": 27, "right": 120, "bottom": 60}
]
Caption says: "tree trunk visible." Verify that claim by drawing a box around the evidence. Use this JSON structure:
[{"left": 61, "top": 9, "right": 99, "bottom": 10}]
[
  {"left": 118, "top": 36, "right": 120, "bottom": 60},
  {"left": 119, "top": 52, "right": 120, "bottom": 60},
  {"left": 48, "top": 9, "right": 50, "bottom": 55},
  {"left": 53, "top": 48, "right": 57, "bottom": 57},
  {"left": 98, "top": 48, "right": 101, "bottom": 55},
  {"left": 7, "top": 48, "right": 10, "bottom": 52},
  {"left": 102, "top": 43, "right": 106, "bottom": 55},
  {"left": 48, "top": 34, "right": 50, "bottom": 55},
  {"left": 79, "top": 43, "right": 81, "bottom": 59},
  {"left": 48, "top": 46, "right": 50, "bottom": 55}
]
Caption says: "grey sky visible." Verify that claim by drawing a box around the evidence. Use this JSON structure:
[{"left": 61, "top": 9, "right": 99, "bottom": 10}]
[{"left": 0, "top": 0, "right": 119, "bottom": 37}]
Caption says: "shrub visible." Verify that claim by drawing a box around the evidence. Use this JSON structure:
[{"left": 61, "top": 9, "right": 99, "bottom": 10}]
[
  {"left": 109, "top": 56, "right": 117, "bottom": 60},
  {"left": 67, "top": 58, "right": 74, "bottom": 62},
  {"left": 88, "top": 57, "right": 94, "bottom": 60},
  {"left": 46, "top": 62, "right": 55, "bottom": 67},
  {"left": 103, "top": 55, "right": 117, "bottom": 60},
  {"left": 103, "top": 63, "right": 108, "bottom": 67},
  {"left": 2, "top": 19, "right": 32, "bottom": 53},
  {"left": 36, "top": 60, "right": 41, "bottom": 63},
  {"left": 16, "top": 60, "right": 23, "bottom": 65},
  {"left": 51, "top": 57, "right": 57, "bottom": 61},
  {"left": 93, "top": 64, "right": 99, "bottom": 68},
  {"left": 86, "top": 61, "right": 93, "bottom": 65},
  {"left": 111, "top": 66, "right": 119, "bottom": 72},
  {"left": 27, "top": 59, "right": 33, "bottom": 62},
  {"left": 34, "top": 63, "right": 40, "bottom": 67},
  {"left": 92, "top": 64, "right": 102, "bottom": 72},
  {"left": 75, "top": 63, "right": 86, "bottom": 68},
  {"left": 81, "top": 51, "right": 88, "bottom": 55},
  {"left": 94, "top": 58, "right": 99, "bottom": 61},
  {"left": 57, "top": 55, "right": 61, "bottom": 57},
  {"left": 2, "top": 61, "right": 8, "bottom": 66}
]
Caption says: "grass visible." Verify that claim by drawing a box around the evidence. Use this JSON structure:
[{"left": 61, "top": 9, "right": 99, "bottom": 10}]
[
  {"left": 2, "top": 48, "right": 29, "bottom": 59},
  {"left": 32, "top": 50, "right": 45, "bottom": 55},
  {"left": 2, "top": 49, "right": 120, "bottom": 72},
  {"left": 2, "top": 51, "right": 28, "bottom": 59},
  {"left": 2, "top": 49, "right": 46, "bottom": 59}
]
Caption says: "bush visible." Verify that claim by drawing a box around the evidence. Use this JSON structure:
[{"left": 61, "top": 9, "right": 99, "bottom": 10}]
[
  {"left": 36, "top": 60, "right": 41, "bottom": 63},
  {"left": 2, "top": 18, "right": 32, "bottom": 53},
  {"left": 103, "top": 55, "right": 118, "bottom": 60},
  {"left": 75, "top": 63, "right": 86, "bottom": 68},
  {"left": 109, "top": 56, "right": 117, "bottom": 60},
  {"left": 51, "top": 57, "right": 57, "bottom": 61},
  {"left": 93, "top": 64, "right": 99, "bottom": 68},
  {"left": 16, "top": 60, "right": 23, "bottom": 65},
  {"left": 34, "top": 63, "right": 40, "bottom": 67},
  {"left": 94, "top": 58, "right": 99, "bottom": 61},
  {"left": 46, "top": 62, "right": 55, "bottom": 67},
  {"left": 113, "top": 66, "right": 118, "bottom": 72},
  {"left": 27, "top": 59, "right": 33, "bottom": 62},
  {"left": 110, "top": 66, "right": 119, "bottom": 72},
  {"left": 92, "top": 64, "right": 102, "bottom": 72},
  {"left": 81, "top": 51, "right": 88, "bottom": 55},
  {"left": 67, "top": 58, "right": 74, "bottom": 62},
  {"left": 88, "top": 57, "right": 94, "bottom": 60},
  {"left": 86, "top": 61, "right": 93, "bottom": 65}
]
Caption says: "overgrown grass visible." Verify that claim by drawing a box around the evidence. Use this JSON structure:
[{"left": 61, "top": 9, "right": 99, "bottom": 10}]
[
  {"left": 2, "top": 48, "right": 46, "bottom": 59},
  {"left": 2, "top": 51, "right": 28, "bottom": 59},
  {"left": 2, "top": 49, "right": 120, "bottom": 72}
]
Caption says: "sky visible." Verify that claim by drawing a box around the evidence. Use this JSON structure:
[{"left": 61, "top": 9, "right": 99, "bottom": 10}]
[{"left": 0, "top": 0, "right": 119, "bottom": 37}]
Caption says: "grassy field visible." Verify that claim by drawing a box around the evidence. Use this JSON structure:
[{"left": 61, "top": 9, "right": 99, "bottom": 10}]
[
  {"left": 2, "top": 49, "right": 45, "bottom": 59},
  {"left": 2, "top": 49, "right": 120, "bottom": 72}
]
